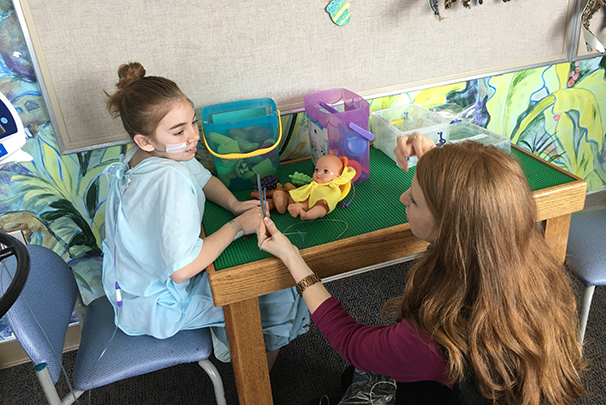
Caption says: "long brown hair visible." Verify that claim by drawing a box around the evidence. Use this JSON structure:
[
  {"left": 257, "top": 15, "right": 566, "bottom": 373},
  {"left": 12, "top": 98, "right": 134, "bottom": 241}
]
[
  {"left": 105, "top": 62, "right": 189, "bottom": 138},
  {"left": 390, "top": 142, "right": 584, "bottom": 404}
]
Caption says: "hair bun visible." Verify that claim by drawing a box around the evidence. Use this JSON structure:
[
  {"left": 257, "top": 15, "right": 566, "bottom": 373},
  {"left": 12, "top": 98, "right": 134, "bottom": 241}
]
[{"left": 116, "top": 62, "right": 146, "bottom": 89}]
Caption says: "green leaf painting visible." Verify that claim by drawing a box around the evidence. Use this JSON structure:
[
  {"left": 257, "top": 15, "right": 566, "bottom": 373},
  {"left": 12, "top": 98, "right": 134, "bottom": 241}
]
[
  {"left": 487, "top": 60, "right": 606, "bottom": 190},
  {"left": 10, "top": 125, "right": 121, "bottom": 257}
]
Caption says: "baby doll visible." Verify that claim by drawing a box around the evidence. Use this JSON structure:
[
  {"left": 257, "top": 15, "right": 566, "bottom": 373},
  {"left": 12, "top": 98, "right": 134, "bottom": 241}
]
[{"left": 273, "top": 154, "right": 356, "bottom": 220}]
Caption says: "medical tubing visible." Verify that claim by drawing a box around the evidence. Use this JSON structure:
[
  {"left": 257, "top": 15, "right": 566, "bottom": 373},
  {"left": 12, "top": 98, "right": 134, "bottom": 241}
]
[
  {"left": 0, "top": 261, "right": 82, "bottom": 405},
  {"left": 82, "top": 162, "right": 131, "bottom": 390},
  {"left": 84, "top": 311, "right": 120, "bottom": 392},
  {"left": 282, "top": 218, "right": 349, "bottom": 248},
  {"left": 369, "top": 379, "right": 398, "bottom": 405}
]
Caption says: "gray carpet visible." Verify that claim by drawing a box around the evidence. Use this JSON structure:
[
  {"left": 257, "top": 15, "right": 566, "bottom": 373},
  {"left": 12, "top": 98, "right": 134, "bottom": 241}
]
[{"left": 0, "top": 261, "right": 604, "bottom": 404}]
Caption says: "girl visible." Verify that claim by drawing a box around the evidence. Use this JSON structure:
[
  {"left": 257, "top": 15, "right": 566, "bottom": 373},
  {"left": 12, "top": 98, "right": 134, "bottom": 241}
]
[
  {"left": 102, "top": 62, "right": 308, "bottom": 366},
  {"left": 258, "top": 134, "right": 585, "bottom": 404}
]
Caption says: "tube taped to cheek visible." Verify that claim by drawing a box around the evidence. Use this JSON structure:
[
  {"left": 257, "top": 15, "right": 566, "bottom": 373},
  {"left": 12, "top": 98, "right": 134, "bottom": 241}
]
[{"left": 165, "top": 142, "right": 188, "bottom": 153}]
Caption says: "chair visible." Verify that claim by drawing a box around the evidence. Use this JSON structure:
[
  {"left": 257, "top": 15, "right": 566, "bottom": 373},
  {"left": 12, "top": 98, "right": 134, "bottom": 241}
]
[
  {"left": 0, "top": 243, "right": 227, "bottom": 405},
  {"left": 0, "top": 232, "right": 29, "bottom": 318},
  {"left": 566, "top": 208, "right": 606, "bottom": 344}
]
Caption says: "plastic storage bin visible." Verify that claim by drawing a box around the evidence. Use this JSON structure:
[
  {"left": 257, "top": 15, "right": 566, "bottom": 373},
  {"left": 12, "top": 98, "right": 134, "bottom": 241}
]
[
  {"left": 447, "top": 121, "right": 511, "bottom": 152},
  {"left": 371, "top": 104, "right": 449, "bottom": 168},
  {"left": 304, "top": 88, "right": 371, "bottom": 184},
  {"left": 201, "top": 98, "right": 281, "bottom": 191}
]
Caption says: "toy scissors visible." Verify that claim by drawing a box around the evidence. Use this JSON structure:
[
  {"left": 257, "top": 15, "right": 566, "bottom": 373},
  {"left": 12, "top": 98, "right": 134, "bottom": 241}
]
[{"left": 256, "top": 174, "right": 267, "bottom": 218}]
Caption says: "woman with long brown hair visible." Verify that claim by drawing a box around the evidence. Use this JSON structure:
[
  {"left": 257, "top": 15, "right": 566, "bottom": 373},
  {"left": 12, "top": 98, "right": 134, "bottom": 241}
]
[{"left": 258, "top": 133, "right": 585, "bottom": 404}]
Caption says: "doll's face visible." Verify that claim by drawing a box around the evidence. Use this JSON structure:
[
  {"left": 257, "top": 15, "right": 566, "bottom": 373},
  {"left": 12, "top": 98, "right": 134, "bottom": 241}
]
[{"left": 313, "top": 154, "right": 343, "bottom": 183}]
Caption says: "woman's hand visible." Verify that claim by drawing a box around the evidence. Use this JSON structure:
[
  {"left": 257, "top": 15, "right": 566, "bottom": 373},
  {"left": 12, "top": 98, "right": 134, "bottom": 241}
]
[
  {"left": 393, "top": 131, "right": 436, "bottom": 172},
  {"left": 258, "top": 216, "right": 331, "bottom": 313},
  {"left": 257, "top": 217, "right": 302, "bottom": 267}
]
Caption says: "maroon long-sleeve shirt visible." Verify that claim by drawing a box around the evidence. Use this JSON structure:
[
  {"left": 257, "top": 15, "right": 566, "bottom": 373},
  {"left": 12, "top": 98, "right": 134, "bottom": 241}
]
[{"left": 311, "top": 296, "right": 451, "bottom": 386}]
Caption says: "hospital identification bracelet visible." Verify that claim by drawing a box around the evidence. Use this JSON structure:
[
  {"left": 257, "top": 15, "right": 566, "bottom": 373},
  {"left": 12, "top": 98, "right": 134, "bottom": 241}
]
[{"left": 228, "top": 220, "right": 244, "bottom": 240}]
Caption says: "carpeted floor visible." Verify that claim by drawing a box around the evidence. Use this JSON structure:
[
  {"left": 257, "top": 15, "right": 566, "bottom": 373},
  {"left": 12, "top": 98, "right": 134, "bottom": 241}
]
[{"left": 0, "top": 260, "right": 605, "bottom": 404}]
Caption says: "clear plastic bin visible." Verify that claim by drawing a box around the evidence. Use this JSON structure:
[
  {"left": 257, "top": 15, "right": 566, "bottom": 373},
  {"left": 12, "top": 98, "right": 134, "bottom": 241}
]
[
  {"left": 370, "top": 104, "right": 449, "bottom": 168},
  {"left": 447, "top": 121, "right": 511, "bottom": 152}
]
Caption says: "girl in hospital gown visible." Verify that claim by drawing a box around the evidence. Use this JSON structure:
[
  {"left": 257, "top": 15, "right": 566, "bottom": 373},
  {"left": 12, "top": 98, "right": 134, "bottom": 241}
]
[{"left": 101, "top": 62, "right": 309, "bottom": 362}]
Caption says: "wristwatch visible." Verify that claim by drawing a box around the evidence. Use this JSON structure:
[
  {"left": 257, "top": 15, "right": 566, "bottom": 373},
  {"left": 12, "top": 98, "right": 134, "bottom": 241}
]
[{"left": 228, "top": 220, "right": 244, "bottom": 240}]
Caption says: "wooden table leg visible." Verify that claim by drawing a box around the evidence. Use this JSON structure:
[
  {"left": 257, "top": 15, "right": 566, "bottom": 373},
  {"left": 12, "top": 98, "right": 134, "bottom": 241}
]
[
  {"left": 543, "top": 213, "right": 572, "bottom": 265},
  {"left": 223, "top": 298, "right": 273, "bottom": 404}
]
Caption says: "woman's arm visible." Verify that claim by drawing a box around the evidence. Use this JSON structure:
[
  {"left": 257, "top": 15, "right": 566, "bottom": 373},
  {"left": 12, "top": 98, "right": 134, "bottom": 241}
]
[
  {"left": 313, "top": 297, "right": 450, "bottom": 384},
  {"left": 257, "top": 216, "right": 449, "bottom": 383},
  {"left": 257, "top": 216, "right": 331, "bottom": 313}
]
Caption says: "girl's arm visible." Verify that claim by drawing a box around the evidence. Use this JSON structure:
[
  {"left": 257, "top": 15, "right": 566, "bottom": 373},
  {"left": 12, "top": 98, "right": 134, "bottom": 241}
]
[
  {"left": 169, "top": 219, "right": 241, "bottom": 283},
  {"left": 170, "top": 205, "right": 262, "bottom": 284},
  {"left": 203, "top": 176, "right": 260, "bottom": 215}
]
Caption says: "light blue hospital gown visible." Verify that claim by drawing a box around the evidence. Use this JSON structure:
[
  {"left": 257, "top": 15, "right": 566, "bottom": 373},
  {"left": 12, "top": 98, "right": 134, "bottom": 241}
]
[{"left": 102, "top": 153, "right": 309, "bottom": 359}]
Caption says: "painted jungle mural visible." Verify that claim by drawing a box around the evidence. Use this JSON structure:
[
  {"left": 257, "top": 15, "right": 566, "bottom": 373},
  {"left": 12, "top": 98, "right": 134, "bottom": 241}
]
[{"left": 1, "top": 0, "right": 605, "bottom": 340}]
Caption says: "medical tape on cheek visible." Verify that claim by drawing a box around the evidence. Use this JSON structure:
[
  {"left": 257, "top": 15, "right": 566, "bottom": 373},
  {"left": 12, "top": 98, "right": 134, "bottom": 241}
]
[{"left": 165, "top": 142, "right": 188, "bottom": 153}]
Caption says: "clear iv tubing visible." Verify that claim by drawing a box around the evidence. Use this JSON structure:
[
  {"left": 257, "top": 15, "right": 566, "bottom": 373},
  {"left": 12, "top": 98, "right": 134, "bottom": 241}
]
[
  {"left": 369, "top": 379, "right": 398, "bottom": 405},
  {"left": 282, "top": 218, "right": 350, "bottom": 248},
  {"left": 0, "top": 260, "right": 82, "bottom": 405},
  {"left": 81, "top": 164, "right": 132, "bottom": 396}
]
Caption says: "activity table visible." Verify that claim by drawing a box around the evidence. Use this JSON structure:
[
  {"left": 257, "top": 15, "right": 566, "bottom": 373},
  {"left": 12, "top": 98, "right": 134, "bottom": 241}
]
[{"left": 202, "top": 145, "right": 587, "bottom": 404}]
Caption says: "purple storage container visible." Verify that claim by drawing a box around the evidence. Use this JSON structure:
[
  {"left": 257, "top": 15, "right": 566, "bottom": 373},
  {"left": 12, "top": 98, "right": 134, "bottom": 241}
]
[{"left": 304, "top": 88, "right": 373, "bottom": 184}]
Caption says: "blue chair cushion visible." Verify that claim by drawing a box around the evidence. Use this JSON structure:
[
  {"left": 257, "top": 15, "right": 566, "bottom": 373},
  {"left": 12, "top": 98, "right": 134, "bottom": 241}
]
[
  {"left": 73, "top": 295, "right": 214, "bottom": 391},
  {"left": 566, "top": 209, "right": 606, "bottom": 286}
]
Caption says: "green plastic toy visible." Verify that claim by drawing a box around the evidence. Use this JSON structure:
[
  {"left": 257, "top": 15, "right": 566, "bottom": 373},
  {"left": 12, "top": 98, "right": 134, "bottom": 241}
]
[{"left": 288, "top": 171, "right": 313, "bottom": 186}]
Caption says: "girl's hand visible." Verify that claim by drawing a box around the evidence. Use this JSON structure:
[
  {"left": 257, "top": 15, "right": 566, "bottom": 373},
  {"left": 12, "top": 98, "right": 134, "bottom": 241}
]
[
  {"left": 233, "top": 207, "right": 263, "bottom": 235},
  {"left": 230, "top": 199, "right": 261, "bottom": 215},
  {"left": 257, "top": 217, "right": 301, "bottom": 265},
  {"left": 393, "top": 131, "right": 436, "bottom": 172}
]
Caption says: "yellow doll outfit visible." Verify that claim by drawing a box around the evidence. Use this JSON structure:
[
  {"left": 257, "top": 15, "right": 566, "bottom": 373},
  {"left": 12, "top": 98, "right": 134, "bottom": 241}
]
[{"left": 289, "top": 166, "right": 356, "bottom": 213}]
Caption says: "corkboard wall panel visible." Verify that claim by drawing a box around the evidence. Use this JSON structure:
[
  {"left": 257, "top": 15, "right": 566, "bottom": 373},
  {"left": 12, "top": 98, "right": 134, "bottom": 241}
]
[{"left": 14, "top": 0, "right": 575, "bottom": 153}]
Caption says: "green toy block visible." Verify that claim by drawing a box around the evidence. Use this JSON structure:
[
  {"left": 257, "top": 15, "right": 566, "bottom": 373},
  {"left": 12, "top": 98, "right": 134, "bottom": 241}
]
[
  {"left": 252, "top": 158, "right": 277, "bottom": 178},
  {"left": 209, "top": 131, "right": 233, "bottom": 145},
  {"left": 241, "top": 171, "right": 255, "bottom": 180},
  {"left": 214, "top": 160, "right": 236, "bottom": 176},
  {"left": 236, "top": 161, "right": 250, "bottom": 176},
  {"left": 228, "top": 128, "right": 248, "bottom": 138},
  {"left": 247, "top": 156, "right": 263, "bottom": 165},
  {"left": 236, "top": 138, "right": 259, "bottom": 153},
  {"left": 217, "top": 139, "right": 240, "bottom": 154}
]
